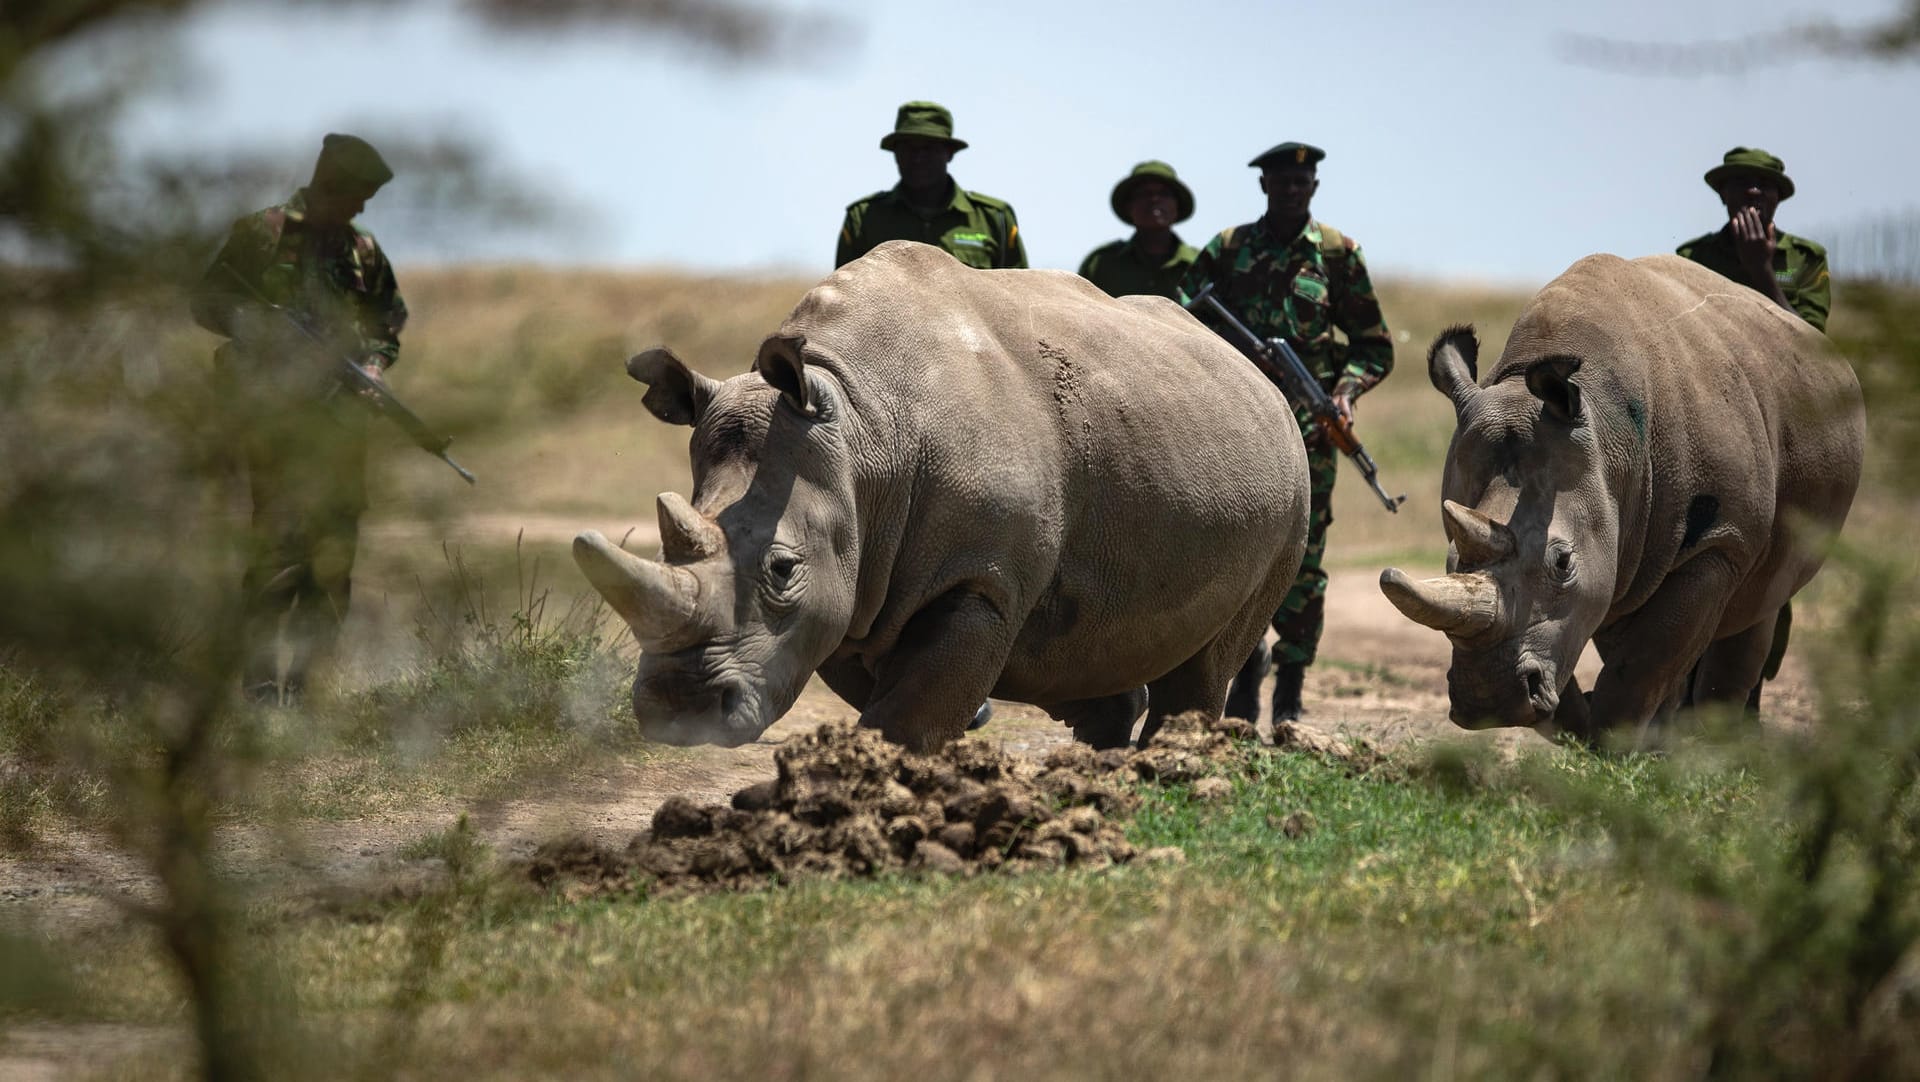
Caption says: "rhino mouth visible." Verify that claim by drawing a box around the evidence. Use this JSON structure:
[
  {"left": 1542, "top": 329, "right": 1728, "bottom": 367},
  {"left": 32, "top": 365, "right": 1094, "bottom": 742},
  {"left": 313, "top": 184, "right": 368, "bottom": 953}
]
[
  {"left": 634, "top": 675, "right": 769, "bottom": 747},
  {"left": 1446, "top": 654, "right": 1559, "bottom": 729}
]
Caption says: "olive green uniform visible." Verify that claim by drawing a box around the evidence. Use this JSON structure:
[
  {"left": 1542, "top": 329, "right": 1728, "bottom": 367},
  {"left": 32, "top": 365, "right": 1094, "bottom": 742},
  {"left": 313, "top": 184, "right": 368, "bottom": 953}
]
[
  {"left": 836, "top": 183, "right": 1027, "bottom": 270},
  {"left": 1078, "top": 235, "right": 1199, "bottom": 300},
  {"left": 1676, "top": 227, "right": 1830, "bottom": 333},
  {"left": 1180, "top": 215, "right": 1393, "bottom": 668},
  {"left": 191, "top": 188, "right": 407, "bottom": 702}
]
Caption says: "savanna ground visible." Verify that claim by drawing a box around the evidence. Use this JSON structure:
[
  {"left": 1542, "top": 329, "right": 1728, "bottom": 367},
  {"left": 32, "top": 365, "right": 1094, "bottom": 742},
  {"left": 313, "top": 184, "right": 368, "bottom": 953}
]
[{"left": 2, "top": 269, "right": 1916, "bottom": 1080}]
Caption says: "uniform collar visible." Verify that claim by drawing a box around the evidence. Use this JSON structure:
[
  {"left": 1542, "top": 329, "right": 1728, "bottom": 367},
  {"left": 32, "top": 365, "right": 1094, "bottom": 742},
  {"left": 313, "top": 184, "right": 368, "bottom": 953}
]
[
  {"left": 1256, "top": 213, "right": 1316, "bottom": 247},
  {"left": 283, "top": 189, "right": 311, "bottom": 226},
  {"left": 1126, "top": 231, "right": 1191, "bottom": 267},
  {"left": 887, "top": 179, "right": 970, "bottom": 215}
]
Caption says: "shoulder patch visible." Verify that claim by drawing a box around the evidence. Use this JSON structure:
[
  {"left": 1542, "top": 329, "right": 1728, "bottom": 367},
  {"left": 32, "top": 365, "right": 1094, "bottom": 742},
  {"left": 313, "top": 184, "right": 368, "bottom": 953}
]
[
  {"left": 965, "top": 191, "right": 1013, "bottom": 211},
  {"left": 1313, "top": 222, "right": 1351, "bottom": 257}
]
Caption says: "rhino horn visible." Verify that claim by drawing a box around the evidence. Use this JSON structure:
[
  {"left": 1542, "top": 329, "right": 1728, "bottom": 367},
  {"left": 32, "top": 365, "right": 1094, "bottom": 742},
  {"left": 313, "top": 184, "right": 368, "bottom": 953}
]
[
  {"left": 657, "top": 492, "right": 725, "bottom": 562},
  {"left": 573, "top": 530, "right": 706, "bottom": 650},
  {"left": 1442, "top": 500, "right": 1516, "bottom": 568},
  {"left": 1379, "top": 567, "right": 1502, "bottom": 638}
]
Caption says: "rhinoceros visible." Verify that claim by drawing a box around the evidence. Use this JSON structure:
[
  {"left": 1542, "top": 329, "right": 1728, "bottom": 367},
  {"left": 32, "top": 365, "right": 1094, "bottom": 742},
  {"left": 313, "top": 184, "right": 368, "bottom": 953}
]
[
  {"left": 574, "top": 240, "right": 1309, "bottom": 752},
  {"left": 1380, "top": 253, "right": 1863, "bottom": 739}
]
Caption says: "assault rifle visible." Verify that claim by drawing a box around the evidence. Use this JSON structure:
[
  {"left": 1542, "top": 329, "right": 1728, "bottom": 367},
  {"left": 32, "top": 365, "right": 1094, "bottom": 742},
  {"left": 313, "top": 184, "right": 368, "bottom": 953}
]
[
  {"left": 1185, "top": 282, "right": 1404, "bottom": 513},
  {"left": 217, "top": 263, "right": 476, "bottom": 485}
]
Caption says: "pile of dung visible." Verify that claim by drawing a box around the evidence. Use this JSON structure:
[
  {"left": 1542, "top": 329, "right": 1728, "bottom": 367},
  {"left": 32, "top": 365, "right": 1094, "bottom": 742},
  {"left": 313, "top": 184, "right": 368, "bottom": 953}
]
[{"left": 527, "top": 709, "right": 1256, "bottom": 896}]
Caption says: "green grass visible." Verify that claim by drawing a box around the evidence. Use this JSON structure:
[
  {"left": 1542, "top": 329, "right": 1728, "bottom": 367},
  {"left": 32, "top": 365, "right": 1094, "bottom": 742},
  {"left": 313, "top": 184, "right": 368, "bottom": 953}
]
[{"left": 16, "top": 739, "right": 1795, "bottom": 1080}]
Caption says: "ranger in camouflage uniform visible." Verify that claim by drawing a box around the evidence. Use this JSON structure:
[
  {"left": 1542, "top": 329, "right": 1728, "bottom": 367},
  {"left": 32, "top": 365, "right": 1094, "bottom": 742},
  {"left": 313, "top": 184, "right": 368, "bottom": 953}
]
[
  {"left": 836, "top": 101, "right": 1027, "bottom": 270},
  {"left": 191, "top": 133, "right": 407, "bottom": 706},
  {"left": 1676, "top": 146, "right": 1829, "bottom": 711},
  {"left": 1179, "top": 141, "right": 1394, "bottom": 725},
  {"left": 1078, "top": 160, "right": 1199, "bottom": 300}
]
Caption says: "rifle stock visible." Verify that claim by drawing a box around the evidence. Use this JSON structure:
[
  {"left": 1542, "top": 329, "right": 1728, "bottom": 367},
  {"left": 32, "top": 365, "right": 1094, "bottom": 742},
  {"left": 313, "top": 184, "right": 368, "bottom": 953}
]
[
  {"left": 1185, "top": 283, "right": 1404, "bottom": 513},
  {"left": 215, "top": 263, "right": 476, "bottom": 485}
]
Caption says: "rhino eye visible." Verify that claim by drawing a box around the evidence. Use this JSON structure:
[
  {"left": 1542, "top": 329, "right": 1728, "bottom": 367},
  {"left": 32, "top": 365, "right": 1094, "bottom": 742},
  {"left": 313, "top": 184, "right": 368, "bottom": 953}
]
[
  {"left": 1549, "top": 545, "right": 1576, "bottom": 582},
  {"left": 764, "top": 550, "right": 804, "bottom": 598}
]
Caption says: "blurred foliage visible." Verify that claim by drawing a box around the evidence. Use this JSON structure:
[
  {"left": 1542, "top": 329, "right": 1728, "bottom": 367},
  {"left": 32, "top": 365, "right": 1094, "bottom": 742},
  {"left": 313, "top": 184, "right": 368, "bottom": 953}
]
[
  {"left": 1560, "top": 0, "right": 1920, "bottom": 74},
  {"left": 1, "top": 0, "right": 847, "bottom": 299}
]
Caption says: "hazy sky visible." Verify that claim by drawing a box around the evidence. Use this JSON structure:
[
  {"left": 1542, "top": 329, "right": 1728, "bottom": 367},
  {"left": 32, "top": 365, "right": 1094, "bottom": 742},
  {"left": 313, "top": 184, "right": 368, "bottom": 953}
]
[{"left": 134, "top": 0, "right": 1920, "bottom": 284}]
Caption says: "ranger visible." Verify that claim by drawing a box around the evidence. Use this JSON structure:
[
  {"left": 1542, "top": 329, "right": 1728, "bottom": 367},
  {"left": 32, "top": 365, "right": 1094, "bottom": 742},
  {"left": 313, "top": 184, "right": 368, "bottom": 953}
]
[
  {"left": 836, "top": 101, "right": 1027, "bottom": 270},
  {"left": 1180, "top": 141, "right": 1394, "bottom": 726},
  {"left": 1078, "top": 160, "right": 1199, "bottom": 300},
  {"left": 191, "top": 133, "right": 407, "bottom": 706},
  {"left": 1676, "top": 145, "right": 1831, "bottom": 710}
]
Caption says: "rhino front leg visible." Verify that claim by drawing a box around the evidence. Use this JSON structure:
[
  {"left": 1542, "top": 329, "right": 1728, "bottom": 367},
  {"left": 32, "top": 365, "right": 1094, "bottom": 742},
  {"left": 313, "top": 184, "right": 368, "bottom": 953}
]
[
  {"left": 1589, "top": 553, "right": 1742, "bottom": 737},
  {"left": 861, "top": 588, "right": 1015, "bottom": 753}
]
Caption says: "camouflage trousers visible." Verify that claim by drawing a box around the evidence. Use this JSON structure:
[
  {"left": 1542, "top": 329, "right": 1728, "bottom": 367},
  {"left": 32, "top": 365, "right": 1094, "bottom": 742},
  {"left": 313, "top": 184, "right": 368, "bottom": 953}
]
[
  {"left": 239, "top": 406, "right": 369, "bottom": 700},
  {"left": 1269, "top": 445, "right": 1338, "bottom": 667}
]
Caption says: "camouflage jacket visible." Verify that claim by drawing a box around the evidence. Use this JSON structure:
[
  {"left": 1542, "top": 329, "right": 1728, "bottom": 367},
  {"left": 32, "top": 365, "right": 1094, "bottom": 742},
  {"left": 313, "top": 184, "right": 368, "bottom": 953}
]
[
  {"left": 836, "top": 182, "right": 1027, "bottom": 269},
  {"left": 192, "top": 189, "right": 408, "bottom": 370},
  {"left": 1179, "top": 215, "right": 1393, "bottom": 401},
  {"left": 1077, "top": 233, "right": 1199, "bottom": 300},
  {"left": 1676, "top": 226, "right": 1830, "bottom": 333}
]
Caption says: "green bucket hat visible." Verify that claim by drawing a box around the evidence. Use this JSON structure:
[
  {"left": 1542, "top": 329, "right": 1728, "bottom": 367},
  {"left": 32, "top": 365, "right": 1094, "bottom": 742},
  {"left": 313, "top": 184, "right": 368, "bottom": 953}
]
[
  {"left": 314, "top": 132, "right": 394, "bottom": 192},
  {"left": 1704, "top": 146, "right": 1794, "bottom": 200},
  {"left": 879, "top": 101, "right": 968, "bottom": 152},
  {"left": 1110, "top": 160, "right": 1195, "bottom": 224}
]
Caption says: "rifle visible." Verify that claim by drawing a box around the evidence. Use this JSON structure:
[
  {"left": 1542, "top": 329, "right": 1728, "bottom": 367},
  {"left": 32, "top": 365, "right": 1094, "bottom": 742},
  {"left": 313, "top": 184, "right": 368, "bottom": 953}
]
[
  {"left": 216, "top": 263, "right": 476, "bottom": 485},
  {"left": 1185, "top": 282, "right": 1404, "bottom": 513}
]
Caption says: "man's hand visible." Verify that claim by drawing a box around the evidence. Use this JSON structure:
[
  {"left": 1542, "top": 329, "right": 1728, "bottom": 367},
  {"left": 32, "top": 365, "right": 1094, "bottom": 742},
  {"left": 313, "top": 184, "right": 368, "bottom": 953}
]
[
  {"left": 1730, "top": 206, "right": 1776, "bottom": 280},
  {"left": 1330, "top": 389, "right": 1356, "bottom": 428},
  {"left": 1330, "top": 376, "right": 1365, "bottom": 429},
  {"left": 356, "top": 358, "right": 386, "bottom": 400}
]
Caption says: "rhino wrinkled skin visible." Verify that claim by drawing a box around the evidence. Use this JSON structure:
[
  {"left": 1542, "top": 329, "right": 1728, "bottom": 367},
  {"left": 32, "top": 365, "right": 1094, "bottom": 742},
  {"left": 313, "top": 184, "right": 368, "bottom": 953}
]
[
  {"left": 576, "top": 241, "right": 1309, "bottom": 752},
  {"left": 1381, "top": 253, "right": 1863, "bottom": 740}
]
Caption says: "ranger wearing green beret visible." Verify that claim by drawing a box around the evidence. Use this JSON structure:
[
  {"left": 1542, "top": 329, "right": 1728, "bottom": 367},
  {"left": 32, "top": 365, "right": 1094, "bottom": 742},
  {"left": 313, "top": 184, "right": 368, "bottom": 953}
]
[
  {"left": 1676, "top": 145, "right": 1830, "bottom": 715},
  {"left": 191, "top": 133, "right": 408, "bottom": 706},
  {"left": 1077, "top": 161, "right": 1200, "bottom": 300},
  {"left": 836, "top": 101, "right": 1028, "bottom": 270},
  {"left": 1676, "top": 146, "right": 1830, "bottom": 333},
  {"left": 1179, "top": 140, "right": 1395, "bottom": 727}
]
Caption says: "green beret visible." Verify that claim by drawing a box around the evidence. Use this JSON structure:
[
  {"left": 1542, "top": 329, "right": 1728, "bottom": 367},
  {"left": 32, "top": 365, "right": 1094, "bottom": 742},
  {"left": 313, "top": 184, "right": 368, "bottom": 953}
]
[
  {"left": 1249, "top": 142, "right": 1325, "bottom": 171},
  {"left": 315, "top": 133, "right": 394, "bottom": 191},
  {"left": 880, "top": 101, "right": 968, "bottom": 152},
  {"left": 1110, "top": 160, "right": 1194, "bottom": 224},
  {"left": 1704, "top": 146, "right": 1794, "bottom": 201}
]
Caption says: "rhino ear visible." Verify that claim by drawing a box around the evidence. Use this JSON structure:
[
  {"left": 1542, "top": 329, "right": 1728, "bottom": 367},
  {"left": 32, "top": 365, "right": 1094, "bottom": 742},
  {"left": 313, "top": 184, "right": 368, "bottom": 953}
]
[
  {"left": 755, "top": 333, "right": 813, "bottom": 415},
  {"left": 1427, "top": 325, "right": 1480, "bottom": 412},
  {"left": 1525, "top": 356, "right": 1584, "bottom": 425},
  {"left": 627, "top": 347, "right": 720, "bottom": 427}
]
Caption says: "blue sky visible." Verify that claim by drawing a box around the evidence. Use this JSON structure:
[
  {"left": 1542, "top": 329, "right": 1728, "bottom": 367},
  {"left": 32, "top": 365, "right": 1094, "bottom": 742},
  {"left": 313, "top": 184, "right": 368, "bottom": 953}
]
[{"left": 134, "top": 0, "right": 1920, "bottom": 284}]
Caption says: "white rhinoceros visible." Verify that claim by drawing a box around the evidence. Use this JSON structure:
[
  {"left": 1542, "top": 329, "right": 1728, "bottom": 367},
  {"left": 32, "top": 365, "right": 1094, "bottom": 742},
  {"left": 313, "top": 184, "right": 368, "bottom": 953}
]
[
  {"left": 1381, "top": 253, "right": 1863, "bottom": 739},
  {"left": 575, "top": 240, "right": 1309, "bottom": 752}
]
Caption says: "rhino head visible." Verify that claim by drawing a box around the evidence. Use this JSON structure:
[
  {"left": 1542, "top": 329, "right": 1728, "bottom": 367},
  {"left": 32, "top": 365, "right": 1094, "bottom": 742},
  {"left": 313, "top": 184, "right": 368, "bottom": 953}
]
[
  {"left": 1380, "top": 326, "right": 1620, "bottom": 729},
  {"left": 574, "top": 335, "right": 858, "bottom": 746}
]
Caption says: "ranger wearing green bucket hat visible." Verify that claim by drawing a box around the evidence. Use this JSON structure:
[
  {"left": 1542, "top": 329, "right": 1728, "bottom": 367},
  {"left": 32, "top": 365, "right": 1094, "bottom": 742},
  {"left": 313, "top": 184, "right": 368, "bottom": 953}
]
[
  {"left": 190, "top": 133, "right": 409, "bottom": 707},
  {"left": 1675, "top": 145, "right": 1831, "bottom": 718},
  {"left": 836, "top": 101, "right": 1027, "bottom": 271},
  {"left": 1077, "top": 161, "right": 1200, "bottom": 300},
  {"left": 1178, "top": 141, "right": 1395, "bottom": 728},
  {"left": 1676, "top": 146, "right": 1830, "bottom": 333}
]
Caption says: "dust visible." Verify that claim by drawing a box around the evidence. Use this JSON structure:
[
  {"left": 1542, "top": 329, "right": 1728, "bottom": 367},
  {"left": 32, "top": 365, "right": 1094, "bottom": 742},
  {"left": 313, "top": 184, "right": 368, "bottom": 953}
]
[{"left": 526, "top": 710, "right": 1259, "bottom": 896}]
